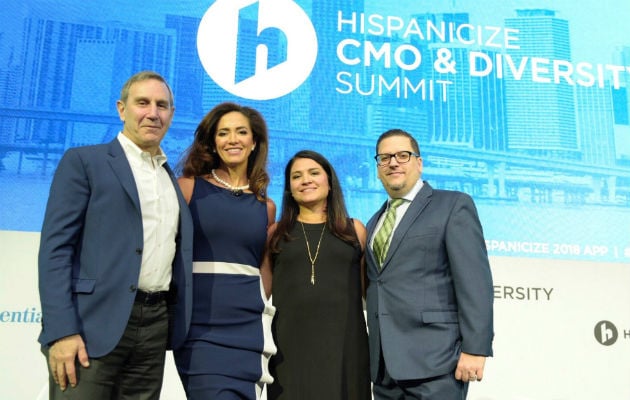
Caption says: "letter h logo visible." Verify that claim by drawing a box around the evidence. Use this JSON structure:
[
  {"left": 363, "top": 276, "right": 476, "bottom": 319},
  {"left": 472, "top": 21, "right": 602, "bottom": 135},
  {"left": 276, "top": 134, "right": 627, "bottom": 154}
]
[
  {"left": 600, "top": 322, "right": 614, "bottom": 342},
  {"left": 594, "top": 320, "right": 618, "bottom": 346},
  {"left": 235, "top": 2, "right": 287, "bottom": 84}
]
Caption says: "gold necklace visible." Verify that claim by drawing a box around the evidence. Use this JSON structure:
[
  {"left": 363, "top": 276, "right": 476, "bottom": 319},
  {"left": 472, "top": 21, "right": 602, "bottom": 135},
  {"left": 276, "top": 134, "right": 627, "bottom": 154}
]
[{"left": 299, "top": 221, "right": 326, "bottom": 285}]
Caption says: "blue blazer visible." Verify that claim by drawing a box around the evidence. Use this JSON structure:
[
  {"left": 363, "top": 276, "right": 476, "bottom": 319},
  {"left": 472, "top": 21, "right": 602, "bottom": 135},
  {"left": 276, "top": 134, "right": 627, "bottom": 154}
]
[
  {"left": 38, "top": 139, "right": 193, "bottom": 357},
  {"left": 365, "top": 182, "right": 493, "bottom": 381}
]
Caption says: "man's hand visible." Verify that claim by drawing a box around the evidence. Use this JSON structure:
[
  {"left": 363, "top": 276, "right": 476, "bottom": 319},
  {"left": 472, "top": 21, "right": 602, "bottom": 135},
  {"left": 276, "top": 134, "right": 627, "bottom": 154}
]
[
  {"left": 454, "top": 352, "right": 486, "bottom": 382},
  {"left": 48, "top": 334, "right": 90, "bottom": 391}
]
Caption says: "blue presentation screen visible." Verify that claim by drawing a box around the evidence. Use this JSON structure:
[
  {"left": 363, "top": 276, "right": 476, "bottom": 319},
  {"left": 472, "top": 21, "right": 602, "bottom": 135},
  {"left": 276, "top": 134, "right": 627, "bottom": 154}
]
[{"left": 0, "top": 0, "right": 629, "bottom": 262}]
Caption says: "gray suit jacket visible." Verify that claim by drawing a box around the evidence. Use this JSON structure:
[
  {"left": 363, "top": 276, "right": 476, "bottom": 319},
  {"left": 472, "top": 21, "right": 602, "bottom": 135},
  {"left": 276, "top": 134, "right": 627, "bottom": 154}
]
[
  {"left": 366, "top": 181, "right": 493, "bottom": 381},
  {"left": 38, "top": 139, "right": 193, "bottom": 357}
]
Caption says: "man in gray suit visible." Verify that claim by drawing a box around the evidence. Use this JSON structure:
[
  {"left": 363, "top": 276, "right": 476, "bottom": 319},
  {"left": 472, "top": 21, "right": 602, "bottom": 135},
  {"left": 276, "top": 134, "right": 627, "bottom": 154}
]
[
  {"left": 366, "top": 129, "right": 494, "bottom": 399},
  {"left": 38, "top": 71, "right": 193, "bottom": 399}
]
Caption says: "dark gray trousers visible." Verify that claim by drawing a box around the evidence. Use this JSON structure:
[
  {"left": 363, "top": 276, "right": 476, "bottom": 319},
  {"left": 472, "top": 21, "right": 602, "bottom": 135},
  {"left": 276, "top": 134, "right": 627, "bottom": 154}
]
[
  {"left": 373, "top": 344, "right": 468, "bottom": 400},
  {"left": 45, "top": 300, "right": 168, "bottom": 400}
]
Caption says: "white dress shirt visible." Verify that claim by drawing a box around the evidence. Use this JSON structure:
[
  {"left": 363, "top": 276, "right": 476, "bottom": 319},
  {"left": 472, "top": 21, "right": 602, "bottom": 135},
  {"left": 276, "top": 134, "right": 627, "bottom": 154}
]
[{"left": 118, "top": 133, "right": 179, "bottom": 292}]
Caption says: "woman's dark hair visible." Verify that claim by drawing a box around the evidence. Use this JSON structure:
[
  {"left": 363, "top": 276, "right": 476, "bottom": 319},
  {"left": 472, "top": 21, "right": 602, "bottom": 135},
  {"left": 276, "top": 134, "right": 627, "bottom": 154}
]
[
  {"left": 269, "top": 150, "right": 358, "bottom": 253},
  {"left": 178, "top": 102, "right": 270, "bottom": 201}
]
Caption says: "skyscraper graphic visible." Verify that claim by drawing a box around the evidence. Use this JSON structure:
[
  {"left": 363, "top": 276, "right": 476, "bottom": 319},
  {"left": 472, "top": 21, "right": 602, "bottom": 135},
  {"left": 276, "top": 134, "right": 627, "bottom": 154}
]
[
  {"left": 613, "top": 45, "right": 630, "bottom": 125},
  {"left": 0, "top": 29, "right": 24, "bottom": 152},
  {"left": 310, "top": 0, "right": 366, "bottom": 135},
  {"left": 16, "top": 19, "right": 108, "bottom": 151},
  {"left": 504, "top": 9, "right": 578, "bottom": 160},
  {"left": 15, "top": 17, "right": 176, "bottom": 148},
  {"left": 429, "top": 44, "right": 508, "bottom": 152},
  {"left": 414, "top": 12, "right": 507, "bottom": 152},
  {"left": 363, "top": 32, "right": 429, "bottom": 140},
  {"left": 575, "top": 84, "right": 616, "bottom": 166},
  {"left": 166, "top": 15, "right": 206, "bottom": 118},
  {"left": 611, "top": 45, "right": 630, "bottom": 165},
  {"left": 107, "top": 25, "right": 176, "bottom": 97}
]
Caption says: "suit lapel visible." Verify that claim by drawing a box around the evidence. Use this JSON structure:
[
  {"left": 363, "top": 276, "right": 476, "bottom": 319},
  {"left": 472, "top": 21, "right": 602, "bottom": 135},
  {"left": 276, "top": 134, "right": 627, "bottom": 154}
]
[
  {"left": 380, "top": 183, "right": 433, "bottom": 271},
  {"left": 163, "top": 162, "right": 189, "bottom": 222},
  {"left": 107, "top": 139, "right": 141, "bottom": 213}
]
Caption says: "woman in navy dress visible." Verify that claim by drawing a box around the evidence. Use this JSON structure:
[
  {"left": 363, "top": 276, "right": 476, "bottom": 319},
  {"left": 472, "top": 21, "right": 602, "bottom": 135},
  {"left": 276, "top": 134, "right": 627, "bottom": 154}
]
[{"left": 174, "top": 102, "right": 276, "bottom": 400}]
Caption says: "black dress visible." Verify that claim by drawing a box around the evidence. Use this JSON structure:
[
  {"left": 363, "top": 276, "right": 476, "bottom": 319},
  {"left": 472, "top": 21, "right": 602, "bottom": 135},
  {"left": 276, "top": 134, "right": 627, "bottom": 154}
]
[{"left": 268, "top": 222, "right": 371, "bottom": 400}]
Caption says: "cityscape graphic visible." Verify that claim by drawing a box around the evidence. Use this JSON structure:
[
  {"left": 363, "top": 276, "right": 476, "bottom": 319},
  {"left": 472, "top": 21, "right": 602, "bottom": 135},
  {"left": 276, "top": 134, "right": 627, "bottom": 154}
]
[{"left": 0, "top": 0, "right": 629, "bottom": 262}]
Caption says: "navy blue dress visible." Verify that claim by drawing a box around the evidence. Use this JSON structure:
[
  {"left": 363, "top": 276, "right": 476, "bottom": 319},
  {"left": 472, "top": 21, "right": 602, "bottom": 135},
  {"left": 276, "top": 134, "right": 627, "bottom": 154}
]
[{"left": 174, "top": 177, "right": 276, "bottom": 399}]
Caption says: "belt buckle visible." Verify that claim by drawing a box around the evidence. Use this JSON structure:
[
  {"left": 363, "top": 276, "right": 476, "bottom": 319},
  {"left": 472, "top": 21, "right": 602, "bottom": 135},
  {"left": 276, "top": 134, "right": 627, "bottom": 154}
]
[{"left": 136, "top": 290, "right": 165, "bottom": 305}]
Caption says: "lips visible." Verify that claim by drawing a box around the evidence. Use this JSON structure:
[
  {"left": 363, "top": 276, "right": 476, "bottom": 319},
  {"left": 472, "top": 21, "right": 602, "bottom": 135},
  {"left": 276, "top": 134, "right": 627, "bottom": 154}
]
[{"left": 387, "top": 171, "right": 404, "bottom": 177}]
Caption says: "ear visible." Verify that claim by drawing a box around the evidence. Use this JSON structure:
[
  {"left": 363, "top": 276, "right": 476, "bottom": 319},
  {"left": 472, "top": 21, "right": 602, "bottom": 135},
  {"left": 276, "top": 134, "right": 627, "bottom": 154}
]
[{"left": 116, "top": 100, "right": 125, "bottom": 122}]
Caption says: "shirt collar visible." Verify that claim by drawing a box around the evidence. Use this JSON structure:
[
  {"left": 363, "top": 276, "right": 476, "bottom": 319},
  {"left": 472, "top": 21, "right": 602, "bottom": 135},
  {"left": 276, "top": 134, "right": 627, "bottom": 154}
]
[
  {"left": 390, "top": 179, "right": 423, "bottom": 204},
  {"left": 117, "top": 132, "right": 167, "bottom": 166}
]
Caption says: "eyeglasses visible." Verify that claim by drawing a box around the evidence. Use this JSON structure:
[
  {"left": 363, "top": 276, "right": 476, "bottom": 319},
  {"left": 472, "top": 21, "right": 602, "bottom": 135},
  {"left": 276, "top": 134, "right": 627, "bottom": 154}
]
[{"left": 374, "top": 151, "right": 420, "bottom": 166}]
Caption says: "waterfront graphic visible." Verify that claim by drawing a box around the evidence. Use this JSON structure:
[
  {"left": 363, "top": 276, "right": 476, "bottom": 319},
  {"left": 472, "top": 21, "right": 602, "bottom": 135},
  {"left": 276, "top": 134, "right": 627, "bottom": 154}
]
[{"left": 0, "top": 0, "right": 629, "bottom": 262}]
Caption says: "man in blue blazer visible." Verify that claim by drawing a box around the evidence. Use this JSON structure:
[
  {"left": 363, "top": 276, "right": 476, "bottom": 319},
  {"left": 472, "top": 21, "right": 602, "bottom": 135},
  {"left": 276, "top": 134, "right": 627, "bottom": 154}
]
[
  {"left": 366, "top": 129, "right": 494, "bottom": 399},
  {"left": 38, "top": 71, "right": 193, "bottom": 399}
]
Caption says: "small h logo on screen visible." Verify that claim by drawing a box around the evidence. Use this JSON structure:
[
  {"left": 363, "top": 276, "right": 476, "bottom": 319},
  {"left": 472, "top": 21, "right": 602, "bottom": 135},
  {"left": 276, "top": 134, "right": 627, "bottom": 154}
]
[
  {"left": 197, "top": 0, "right": 318, "bottom": 100},
  {"left": 594, "top": 320, "right": 618, "bottom": 346}
]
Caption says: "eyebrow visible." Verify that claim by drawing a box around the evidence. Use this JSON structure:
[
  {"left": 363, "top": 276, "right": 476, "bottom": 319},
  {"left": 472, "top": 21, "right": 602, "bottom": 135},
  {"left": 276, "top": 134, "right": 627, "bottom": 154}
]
[
  {"left": 133, "top": 96, "right": 170, "bottom": 105},
  {"left": 292, "top": 167, "right": 321, "bottom": 174}
]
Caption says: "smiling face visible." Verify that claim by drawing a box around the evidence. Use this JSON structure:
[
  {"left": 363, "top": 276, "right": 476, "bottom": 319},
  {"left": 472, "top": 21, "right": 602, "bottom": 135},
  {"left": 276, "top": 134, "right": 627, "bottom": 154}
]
[
  {"left": 289, "top": 157, "right": 330, "bottom": 209},
  {"left": 116, "top": 78, "right": 174, "bottom": 155},
  {"left": 376, "top": 135, "right": 423, "bottom": 198},
  {"left": 214, "top": 111, "right": 256, "bottom": 168}
]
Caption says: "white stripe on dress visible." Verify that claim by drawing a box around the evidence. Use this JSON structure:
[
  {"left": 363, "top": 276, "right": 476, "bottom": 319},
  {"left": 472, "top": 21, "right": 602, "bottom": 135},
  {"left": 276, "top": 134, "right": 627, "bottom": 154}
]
[
  {"left": 259, "top": 280, "right": 277, "bottom": 384},
  {"left": 192, "top": 261, "right": 260, "bottom": 276}
]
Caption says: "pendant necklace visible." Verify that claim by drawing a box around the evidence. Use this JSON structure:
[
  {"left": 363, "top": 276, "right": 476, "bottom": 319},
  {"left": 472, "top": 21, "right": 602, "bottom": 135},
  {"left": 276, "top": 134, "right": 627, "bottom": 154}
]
[
  {"left": 211, "top": 169, "right": 249, "bottom": 196},
  {"left": 299, "top": 221, "right": 326, "bottom": 285}
]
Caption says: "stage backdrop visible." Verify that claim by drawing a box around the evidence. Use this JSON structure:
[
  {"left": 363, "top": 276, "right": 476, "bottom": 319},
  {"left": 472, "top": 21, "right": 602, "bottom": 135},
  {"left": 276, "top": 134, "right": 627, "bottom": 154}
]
[{"left": 1, "top": 1, "right": 629, "bottom": 399}]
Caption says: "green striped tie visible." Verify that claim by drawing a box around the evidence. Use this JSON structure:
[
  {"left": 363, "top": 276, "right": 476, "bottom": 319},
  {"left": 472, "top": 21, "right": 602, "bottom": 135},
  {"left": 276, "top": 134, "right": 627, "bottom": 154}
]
[{"left": 373, "top": 198, "right": 404, "bottom": 267}]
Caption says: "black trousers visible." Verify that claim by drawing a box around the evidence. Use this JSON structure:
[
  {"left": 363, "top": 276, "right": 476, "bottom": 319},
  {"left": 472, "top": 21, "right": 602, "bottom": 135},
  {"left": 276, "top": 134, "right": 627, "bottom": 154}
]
[{"left": 45, "top": 299, "right": 169, "bottom": 400}]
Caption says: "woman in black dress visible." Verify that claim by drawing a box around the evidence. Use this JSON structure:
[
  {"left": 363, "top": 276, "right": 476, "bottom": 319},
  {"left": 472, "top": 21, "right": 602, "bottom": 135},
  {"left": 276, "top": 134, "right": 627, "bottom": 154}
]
[{"left": 265, "top": 150, "right": 371, "bottom": 400}]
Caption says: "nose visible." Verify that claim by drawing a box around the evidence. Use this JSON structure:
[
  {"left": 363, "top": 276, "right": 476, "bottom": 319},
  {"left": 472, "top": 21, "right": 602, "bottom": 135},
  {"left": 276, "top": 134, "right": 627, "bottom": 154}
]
[
  {"left": 300, "top": 174, "right": 312, "bottom": 184},
  {"left": 146, "top": 103, "right": 159, "bottom": 119},
  {"left": 226, "top": 131, "right": 239, "bottom": 143}
]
